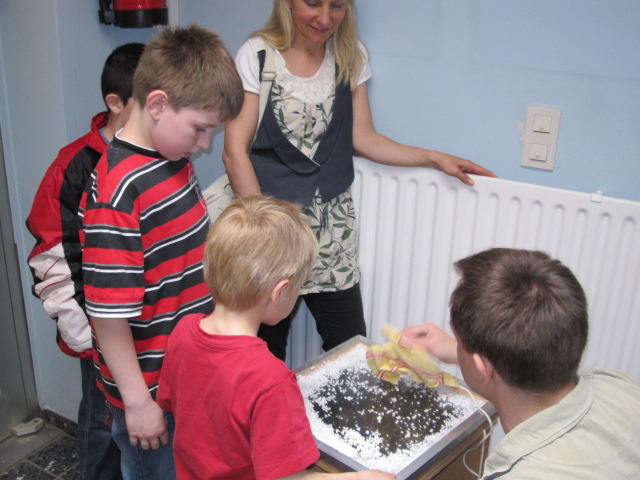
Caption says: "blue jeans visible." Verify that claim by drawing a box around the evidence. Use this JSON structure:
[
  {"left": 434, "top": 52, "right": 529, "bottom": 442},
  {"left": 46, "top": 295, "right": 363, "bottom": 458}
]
[
  {"left": 109, "top": 403, "right": 176, "bottom": 480},
  {"left": 78, "top": 357, "right": 122, "bottom": 480}
]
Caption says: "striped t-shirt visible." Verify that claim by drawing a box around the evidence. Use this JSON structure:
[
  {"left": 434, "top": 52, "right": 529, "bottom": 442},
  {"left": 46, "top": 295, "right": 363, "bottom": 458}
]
[{"left": 81, "top": 136, "right": 213, "bottom": 408}]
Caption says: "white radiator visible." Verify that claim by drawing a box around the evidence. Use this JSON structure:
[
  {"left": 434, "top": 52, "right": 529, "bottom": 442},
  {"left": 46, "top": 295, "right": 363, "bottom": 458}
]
[{"left": 288, "top": 157, "right": 640, "bottom": 384}]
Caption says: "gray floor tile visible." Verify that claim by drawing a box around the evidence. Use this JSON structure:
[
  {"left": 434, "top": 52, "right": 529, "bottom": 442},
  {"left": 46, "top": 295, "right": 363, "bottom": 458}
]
[
  {"left": 0, "top": 424, "right": 63, "bottom": 472},
  {"left": 27, "top": 435, "right": 77, "bottom": 475},
  {"left": 0, "top": 461, "right": 56, "bottom": 479}
]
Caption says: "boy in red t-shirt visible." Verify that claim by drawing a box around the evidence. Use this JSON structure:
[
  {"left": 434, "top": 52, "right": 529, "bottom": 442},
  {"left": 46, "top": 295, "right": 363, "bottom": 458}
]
[{"left": 157, "top": 196, "right": 394, "bottom": 480}]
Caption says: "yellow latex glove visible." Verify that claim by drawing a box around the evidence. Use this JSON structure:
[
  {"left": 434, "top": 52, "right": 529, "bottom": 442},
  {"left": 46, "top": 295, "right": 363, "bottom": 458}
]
[{"left": 366, "top": 325, "right": 458, "bottom": 387}]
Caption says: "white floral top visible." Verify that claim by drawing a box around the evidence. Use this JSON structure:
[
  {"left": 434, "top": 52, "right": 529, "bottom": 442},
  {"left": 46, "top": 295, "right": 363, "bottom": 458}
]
[{"left": 235, "top": 37, "right": 371, "bottom": 294}]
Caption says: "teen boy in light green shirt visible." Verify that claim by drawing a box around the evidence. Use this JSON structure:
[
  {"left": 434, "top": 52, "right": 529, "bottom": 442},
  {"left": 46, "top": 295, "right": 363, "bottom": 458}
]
[{"left": 401, "top": 248, "right": 640, "bottom": 479}]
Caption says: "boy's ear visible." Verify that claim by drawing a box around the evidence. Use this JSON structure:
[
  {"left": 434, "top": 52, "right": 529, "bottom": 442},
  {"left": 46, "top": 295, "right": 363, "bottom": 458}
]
[
  {"left": 104, "top": 93, "right": 125, "bottom": 116},
  {"left": 270, "top": 279, "right": 290, "bottom": 305},
  {"left": 147, "top": 90, "right": 169, "bottom": 120},
  {"left": 472, "top": 353, "right": 495, "bottom": 386}
]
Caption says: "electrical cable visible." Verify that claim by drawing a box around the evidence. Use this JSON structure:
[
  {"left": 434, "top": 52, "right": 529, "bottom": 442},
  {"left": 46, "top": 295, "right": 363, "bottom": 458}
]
[{"left": 457, "top": 384, "right": 494, "bottom": 479}]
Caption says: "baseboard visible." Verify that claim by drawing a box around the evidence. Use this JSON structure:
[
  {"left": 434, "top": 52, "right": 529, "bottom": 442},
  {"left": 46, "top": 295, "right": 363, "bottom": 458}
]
[{"left": 41, "top": 408, "right": 77, "bottom": 438}]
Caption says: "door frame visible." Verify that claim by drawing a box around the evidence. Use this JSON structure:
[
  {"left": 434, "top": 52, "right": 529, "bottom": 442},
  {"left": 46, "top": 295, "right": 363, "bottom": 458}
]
[{"left": 0, "top": 126, "right": 39, "bottom": 441}]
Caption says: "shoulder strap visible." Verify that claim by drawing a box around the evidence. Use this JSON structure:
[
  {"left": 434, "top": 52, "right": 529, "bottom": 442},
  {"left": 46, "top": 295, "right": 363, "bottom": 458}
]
[{"left": 257, "top": 46, "right": 276, "bottom": 129}]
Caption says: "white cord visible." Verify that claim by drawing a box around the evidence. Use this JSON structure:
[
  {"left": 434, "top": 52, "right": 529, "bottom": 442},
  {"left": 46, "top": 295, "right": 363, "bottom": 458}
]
[{"left": 458, "top": 384, "right": 494, "bottom": 479}]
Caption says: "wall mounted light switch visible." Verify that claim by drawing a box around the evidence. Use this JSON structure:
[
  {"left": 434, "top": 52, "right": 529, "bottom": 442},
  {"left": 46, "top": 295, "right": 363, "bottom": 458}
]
[
  {"left": 533, "top": 114, "right": 552, "bottom": 133},
  {"left": 521, "top": 106, "right": 561, "bottom": 171},
  {"left": 529, "top": 143, "right": 548, "bottom": 161}
]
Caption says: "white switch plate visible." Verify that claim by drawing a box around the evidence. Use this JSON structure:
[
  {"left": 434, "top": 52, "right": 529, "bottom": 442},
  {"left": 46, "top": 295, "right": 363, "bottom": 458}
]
[
  {"left": 529, "top": 143, "right": 548, "bottom": 161},
  {"left": 521, "top": 106, "right": 561, "bottom": 171},
  {"left": 533, "top": 114, "right": 552, "bottom": 133}
]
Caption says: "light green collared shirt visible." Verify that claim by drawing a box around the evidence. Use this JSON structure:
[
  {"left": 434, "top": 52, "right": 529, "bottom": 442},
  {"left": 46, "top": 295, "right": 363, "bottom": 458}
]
[{"left": 482, "top": 368, "right": 640, "bottom": 479}]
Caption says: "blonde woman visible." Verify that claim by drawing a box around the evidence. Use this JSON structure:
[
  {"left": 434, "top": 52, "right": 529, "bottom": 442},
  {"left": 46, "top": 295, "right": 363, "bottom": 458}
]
[{"left": 222, "top": 0, "right": 496, "bottom": 360}]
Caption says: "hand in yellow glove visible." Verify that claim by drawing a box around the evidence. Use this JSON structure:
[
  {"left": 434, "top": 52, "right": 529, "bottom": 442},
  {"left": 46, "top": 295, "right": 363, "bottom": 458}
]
[{"left": 366, "top": 325, "right": 458, "bottom": 387}]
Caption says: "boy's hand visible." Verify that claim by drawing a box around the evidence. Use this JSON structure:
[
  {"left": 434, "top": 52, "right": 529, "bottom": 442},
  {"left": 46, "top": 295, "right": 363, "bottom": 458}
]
[
  {"left": 357, "top": 470, "right": 396, "bottom": 479},
  {"left": 91, "top": 316, "right": 170, "bottom": 449},
  {"left": 399, "top": 323, "right": 459, "bottom": 365},
  {"left": 125, "top": 396, "right": 169, "bottom": 450}
]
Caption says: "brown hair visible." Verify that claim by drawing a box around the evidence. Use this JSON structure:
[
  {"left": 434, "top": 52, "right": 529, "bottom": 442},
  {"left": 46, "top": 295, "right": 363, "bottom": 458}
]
[
  {"left": 133, "top": 25, "right": 243, "bottom": 120},
  {"left": 450, "top": 248, "right": 588, "bottom": 393},
  {"left": 255, "top": 0, "right": 364, "bottom": 90},
  {"left": 204, "top": 196, "right": 318, "bottom": 311}
]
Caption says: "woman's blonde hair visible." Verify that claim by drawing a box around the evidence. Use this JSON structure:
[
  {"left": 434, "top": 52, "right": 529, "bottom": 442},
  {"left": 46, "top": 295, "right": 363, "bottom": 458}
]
[
  {"left": 255, "top": 0, "right": 364, "bottom": 90},
  {"left": 204, "top": 196, "right": 318, "bottom": 312}
]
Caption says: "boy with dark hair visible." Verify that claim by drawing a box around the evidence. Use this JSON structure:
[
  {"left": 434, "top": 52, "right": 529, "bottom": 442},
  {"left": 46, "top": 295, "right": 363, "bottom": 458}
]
[
  {"left": 157, "top": 196, "right": 394, "bottom": 480},
  {"left": 401, "top": 248, "right": 640, "bottom": 479},
  {"left": 101, "top": 43, "right": 144, "bottom": 107},
  {"left": 27, "top": 42, "right": 144, "bottom": 480},
  {"left": 80, "top": 25, "right": 243, "bottom": 479}
]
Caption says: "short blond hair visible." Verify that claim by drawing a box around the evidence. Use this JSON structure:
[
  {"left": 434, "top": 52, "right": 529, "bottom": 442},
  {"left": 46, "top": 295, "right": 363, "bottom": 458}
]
[
  {"left": 204, "top": 196, "right": 318, "bottom": 311},
  {"left": 255, "top": 0, "right": 364, "bottom": 90},
  {"left": 134, "top": 25, "right": 244, "bottom": 120}
]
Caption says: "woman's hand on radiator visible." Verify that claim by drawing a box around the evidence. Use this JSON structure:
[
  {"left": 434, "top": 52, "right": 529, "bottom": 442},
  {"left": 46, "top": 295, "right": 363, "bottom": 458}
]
[
  {"left": 428, "top": 150, "right": 497, "bottom": 187},
  {"left": 399, "top": 322, "right": 459, "bottom": 365}
]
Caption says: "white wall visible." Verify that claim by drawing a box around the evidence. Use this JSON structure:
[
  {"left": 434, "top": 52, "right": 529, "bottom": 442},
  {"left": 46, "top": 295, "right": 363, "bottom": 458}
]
[{"left": 1, "top": 0, "right": 639, "bottom": 419}]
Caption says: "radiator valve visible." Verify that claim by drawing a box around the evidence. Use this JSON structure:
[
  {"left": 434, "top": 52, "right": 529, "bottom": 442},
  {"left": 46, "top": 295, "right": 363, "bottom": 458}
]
[{"left": 590, "top": 190, "right": 604, "bottom": 203}]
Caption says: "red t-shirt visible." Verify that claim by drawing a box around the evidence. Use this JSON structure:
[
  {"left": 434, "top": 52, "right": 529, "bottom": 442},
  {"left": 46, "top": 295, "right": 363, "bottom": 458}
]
[{"left": 157, "top": 314, "right": 320, "bottom": 480}]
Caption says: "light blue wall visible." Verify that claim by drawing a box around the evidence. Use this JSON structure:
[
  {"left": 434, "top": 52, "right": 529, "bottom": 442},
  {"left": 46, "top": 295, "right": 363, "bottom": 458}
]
[
  {"left": 0, "top": 0, "right": 151, "bottom": 419},
  {"left": 189, "top": 0, "right": 640, "bottom": 203},
  {"left": 1, "top": 0, "right": 639, "bottom": 419}
]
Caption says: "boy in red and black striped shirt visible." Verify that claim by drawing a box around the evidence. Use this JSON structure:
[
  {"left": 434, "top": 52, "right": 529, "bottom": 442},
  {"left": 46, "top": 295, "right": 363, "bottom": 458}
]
[{"left": 80, "top": 25, "right": 243, "bottom": 479}]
